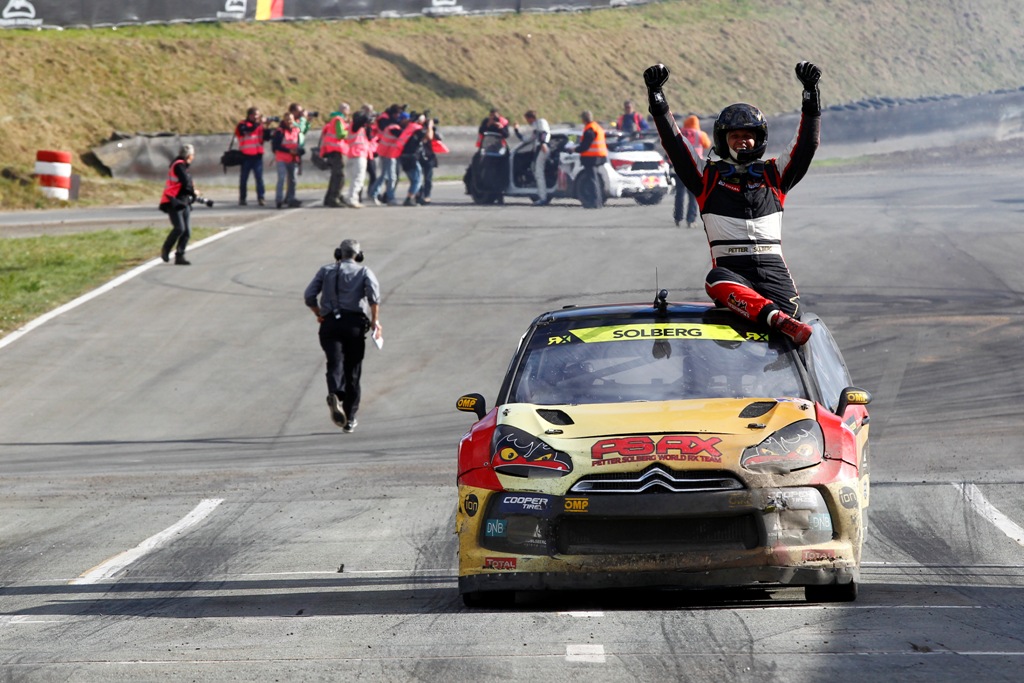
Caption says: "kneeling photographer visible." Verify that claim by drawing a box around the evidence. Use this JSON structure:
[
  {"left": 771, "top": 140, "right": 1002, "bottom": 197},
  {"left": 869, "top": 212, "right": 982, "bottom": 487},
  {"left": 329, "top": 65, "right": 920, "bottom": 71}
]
[{"left": 159, "top": 143, "right": 207, "bottom": 266}]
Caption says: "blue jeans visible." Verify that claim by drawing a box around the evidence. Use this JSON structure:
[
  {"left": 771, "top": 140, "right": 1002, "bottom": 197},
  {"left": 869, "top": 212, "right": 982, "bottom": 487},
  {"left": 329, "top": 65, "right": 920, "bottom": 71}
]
[
  {"left": 368, "top": 157, "right": 397, "bottom": 203},
  {"left": 239, "top": 154, "right": 264, "bottom": 202},
  {"left": 673, "top": 173, "right": 698, "bottom": 224},
  {"left": 276, "top": 160, "right": 297, "bottom": 205},
  {"left": 401, "top": 157, "right": 422, "bottom": 197}
]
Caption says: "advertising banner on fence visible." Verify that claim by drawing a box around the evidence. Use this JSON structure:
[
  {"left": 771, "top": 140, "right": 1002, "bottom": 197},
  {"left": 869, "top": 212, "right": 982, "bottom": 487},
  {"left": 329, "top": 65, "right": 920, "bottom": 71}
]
[{"left": 1, "top": 0, "right": 633, "bottom": 29}]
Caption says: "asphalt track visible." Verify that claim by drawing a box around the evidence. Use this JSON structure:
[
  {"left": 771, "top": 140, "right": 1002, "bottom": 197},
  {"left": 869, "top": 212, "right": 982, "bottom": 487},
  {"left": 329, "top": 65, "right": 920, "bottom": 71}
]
[{"left": 2, "top": 159, "right": 1024, "bottom": 682}]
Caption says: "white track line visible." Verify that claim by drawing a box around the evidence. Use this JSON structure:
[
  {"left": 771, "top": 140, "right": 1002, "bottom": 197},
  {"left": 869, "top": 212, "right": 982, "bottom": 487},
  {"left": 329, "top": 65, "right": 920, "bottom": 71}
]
[
  {"left": 0, "top": 226, "right": 247, "bottom": 351},
  {"left": 566, "top": 644, "right": 606, "bottom": 663},
  {"left": 955, "top": 483, "right": 1024, "bottom": 546},
  {"left": 71, "top": 498, "right": 224, "bottom": 585}
]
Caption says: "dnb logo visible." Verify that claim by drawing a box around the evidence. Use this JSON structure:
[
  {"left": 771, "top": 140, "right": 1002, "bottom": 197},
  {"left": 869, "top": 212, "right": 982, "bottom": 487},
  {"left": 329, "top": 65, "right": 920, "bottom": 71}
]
[{"left": 591, "top": 435, "right": 723, "bottom": 467}]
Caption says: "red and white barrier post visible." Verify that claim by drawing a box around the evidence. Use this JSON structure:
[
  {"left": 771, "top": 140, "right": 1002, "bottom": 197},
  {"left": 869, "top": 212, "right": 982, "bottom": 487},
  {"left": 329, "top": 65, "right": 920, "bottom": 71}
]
[{"left": 34, "top": 150, "right": 73, "bottom": 201}]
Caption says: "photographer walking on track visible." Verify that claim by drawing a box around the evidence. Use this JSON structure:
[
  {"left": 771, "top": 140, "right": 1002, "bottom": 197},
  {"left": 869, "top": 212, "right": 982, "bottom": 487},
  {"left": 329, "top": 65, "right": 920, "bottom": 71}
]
[
  {"left": 644, "top": 60, "right": 822, "bottom": 345},
  {"left": 159, "top": 144, "right": 199, "bottom": 266},
  {"left": 304, "top": 239, "right": 382, "bottom": 433}
]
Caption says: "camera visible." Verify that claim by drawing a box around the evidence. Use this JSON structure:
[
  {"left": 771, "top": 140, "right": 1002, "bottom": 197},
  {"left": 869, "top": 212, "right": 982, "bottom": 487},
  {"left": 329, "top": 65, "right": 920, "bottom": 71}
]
[
  {"left": 266, "top": 115, "right": 281, "bottom": 123},
  {"left": 190, "top": 195, "right": 214, "bottom": 208},
  {"left": 308, "top": 111, "right": 319, "bottom": 118}
]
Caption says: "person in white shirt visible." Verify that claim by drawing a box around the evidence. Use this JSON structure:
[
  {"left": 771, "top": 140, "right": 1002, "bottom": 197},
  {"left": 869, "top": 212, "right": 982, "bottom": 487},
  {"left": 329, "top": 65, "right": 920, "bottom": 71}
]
[{"left": 513, "top": 110, "right": 552, "bottom": 206}]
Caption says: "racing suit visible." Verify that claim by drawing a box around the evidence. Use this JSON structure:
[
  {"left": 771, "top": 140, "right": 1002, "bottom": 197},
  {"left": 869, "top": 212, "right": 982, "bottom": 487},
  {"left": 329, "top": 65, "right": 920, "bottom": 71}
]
[
  {"left": 652, "top": 108, "right": 819, "bottom": 321},
  {"left": 514, "top": 117, "right": 552, "bottom": 202}
]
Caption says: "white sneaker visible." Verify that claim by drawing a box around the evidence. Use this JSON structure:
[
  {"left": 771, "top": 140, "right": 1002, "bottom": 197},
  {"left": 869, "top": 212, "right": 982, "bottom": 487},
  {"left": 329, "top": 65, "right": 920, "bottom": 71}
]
[
  {"left": 326, "top": 394, "right": 347, "bottom": 429},
  {"left": 347, "top": 200, "right": 363, "bottom": 209},
  {"left": 343, "top": 419, "right": 358, "bottom": 433}
]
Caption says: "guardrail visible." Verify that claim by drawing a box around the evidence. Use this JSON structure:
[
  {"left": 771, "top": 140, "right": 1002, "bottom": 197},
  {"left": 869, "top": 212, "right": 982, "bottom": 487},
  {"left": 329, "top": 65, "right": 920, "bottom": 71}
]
[{"left": 0, "top": 0, "right": 649, "bottom": 29}]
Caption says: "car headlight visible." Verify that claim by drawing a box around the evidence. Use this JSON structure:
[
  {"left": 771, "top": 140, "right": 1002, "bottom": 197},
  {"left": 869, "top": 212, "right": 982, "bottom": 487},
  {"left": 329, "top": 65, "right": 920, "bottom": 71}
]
[
  {"left": 741, "top": 420, "right": 824, "bottom": 474},
  {"left": 491, "top": 425, "right": 573, "bottom": 478}
]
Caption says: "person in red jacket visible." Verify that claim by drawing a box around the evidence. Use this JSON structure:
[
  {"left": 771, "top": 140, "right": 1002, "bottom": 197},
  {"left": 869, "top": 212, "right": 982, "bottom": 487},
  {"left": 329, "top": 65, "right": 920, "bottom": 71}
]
[
  {"left": 158, "top": 144, "right": 197, "bottom": 265},
  {"left": 616, "top": 99, "right": 649, "bottom": 137},
  {"left": 271, "top": 112, "right": 302, "bottom": 209},
  {"left": 674, "top": 115, "right": 711, "bottom": 228},
  {"left": 644, "top": 60, "right": 822, "bottom": 345},
  {"left": 235, "top": 107, "right": 270, "bottom": 206},
  {"left": 321, "top": 103, "right": 350, "bottom": 208}
]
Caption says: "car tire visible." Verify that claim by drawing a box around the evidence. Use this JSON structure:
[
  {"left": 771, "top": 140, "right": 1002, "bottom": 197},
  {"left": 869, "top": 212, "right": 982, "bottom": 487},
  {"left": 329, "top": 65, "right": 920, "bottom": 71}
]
[
  {"left": 577, "top": 168, "right": 603, "bottom": 209},
  {"left": 805, "top": 580, "right": 858, "bottom": 603},
  {"left": 461, "top": 590, "right": 516, "bottom": 609}
]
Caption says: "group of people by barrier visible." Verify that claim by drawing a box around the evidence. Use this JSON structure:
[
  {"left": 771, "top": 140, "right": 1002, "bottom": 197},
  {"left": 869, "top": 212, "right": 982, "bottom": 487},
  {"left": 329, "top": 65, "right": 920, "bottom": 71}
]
[{"left": 224, "top": 101, "right": 448, "bottom": 210}]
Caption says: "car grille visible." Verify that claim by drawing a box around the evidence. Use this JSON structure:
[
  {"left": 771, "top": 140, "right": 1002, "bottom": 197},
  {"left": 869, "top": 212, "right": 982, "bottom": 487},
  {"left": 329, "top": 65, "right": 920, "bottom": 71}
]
[
  {"left": 569, "top": 465, "right": 744, "bottom": 494},
  {"left": 556, "top": 515, "right": 759, "bottom": 554}
]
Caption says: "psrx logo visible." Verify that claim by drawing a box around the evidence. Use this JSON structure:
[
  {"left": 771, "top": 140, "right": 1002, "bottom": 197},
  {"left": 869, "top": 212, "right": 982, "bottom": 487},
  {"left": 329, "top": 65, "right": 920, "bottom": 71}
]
[{"left": 592, "top": 435, "right": 723, "bottom": 460}]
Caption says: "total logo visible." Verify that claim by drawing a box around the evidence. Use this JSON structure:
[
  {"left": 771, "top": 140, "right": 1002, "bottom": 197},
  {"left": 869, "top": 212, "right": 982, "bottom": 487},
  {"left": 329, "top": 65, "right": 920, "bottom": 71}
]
[
  {"left": 1, "top": 0, "right": 42, "bottom": 26},
  {"left": 484, "top": 557, "right": 516, "bottom": 570}
]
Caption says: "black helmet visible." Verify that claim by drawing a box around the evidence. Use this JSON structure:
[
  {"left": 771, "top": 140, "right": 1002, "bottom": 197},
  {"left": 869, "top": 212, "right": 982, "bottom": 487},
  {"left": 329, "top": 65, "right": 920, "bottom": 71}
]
[{"left": 713, "top": 103, "right": 768, "bottom": 163}]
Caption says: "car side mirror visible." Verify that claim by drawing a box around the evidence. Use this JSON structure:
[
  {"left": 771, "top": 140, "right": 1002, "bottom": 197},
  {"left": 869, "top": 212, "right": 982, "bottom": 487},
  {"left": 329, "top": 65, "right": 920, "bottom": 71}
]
[
  {"left": 835, "top": 386, "right": 871, "bottom": 416},
  {"left": 457, "top": 393, "right": 487, "bottom": 421}
]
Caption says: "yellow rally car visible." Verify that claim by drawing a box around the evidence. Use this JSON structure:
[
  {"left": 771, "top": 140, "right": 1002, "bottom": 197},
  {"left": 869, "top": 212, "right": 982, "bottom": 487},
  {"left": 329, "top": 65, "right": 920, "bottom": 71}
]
[{"left": 455, "top": 294, "right": 871, "bottom": 607}]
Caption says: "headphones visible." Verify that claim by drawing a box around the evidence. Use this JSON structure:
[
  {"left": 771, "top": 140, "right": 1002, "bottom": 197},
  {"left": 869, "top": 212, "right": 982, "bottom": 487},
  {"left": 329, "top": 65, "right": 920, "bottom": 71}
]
[{"left": 334, "top": 240, "right": 364, "bottom": 262}]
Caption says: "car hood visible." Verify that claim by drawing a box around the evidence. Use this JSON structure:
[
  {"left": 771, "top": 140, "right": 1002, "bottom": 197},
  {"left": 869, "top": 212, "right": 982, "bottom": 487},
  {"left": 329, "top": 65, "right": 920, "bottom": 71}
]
[
  {"left": 490, "top": 398, "right": 818, "bottom": 488},
  {"left": 500, "top": 398, "right": 815, "bottom": 440}
]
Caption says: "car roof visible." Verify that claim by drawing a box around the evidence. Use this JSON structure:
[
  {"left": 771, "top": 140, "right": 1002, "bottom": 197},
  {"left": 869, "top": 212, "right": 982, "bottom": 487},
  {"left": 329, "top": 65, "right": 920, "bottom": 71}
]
[{"left": 537, "top": 300, "right": 717, "bottom": 323}]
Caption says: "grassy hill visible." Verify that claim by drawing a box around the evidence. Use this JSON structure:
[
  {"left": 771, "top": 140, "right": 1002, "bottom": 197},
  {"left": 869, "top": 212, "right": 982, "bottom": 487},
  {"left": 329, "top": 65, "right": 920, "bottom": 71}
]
[{"left": 2, "top": 0, "right": 1022, "bottom": 192}]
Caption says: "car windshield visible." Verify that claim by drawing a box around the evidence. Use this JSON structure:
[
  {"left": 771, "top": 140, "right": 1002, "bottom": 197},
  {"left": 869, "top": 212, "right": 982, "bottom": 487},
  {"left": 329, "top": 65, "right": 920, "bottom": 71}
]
[{"left": 509, "top": 318, "right": 807, "bottom": 405}]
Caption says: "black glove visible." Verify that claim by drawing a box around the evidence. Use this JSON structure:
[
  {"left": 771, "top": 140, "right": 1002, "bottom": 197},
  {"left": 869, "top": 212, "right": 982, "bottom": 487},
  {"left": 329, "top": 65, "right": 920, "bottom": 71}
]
[
  {"left": 795, "top": 61, "right": 821, "bottom": 115},
  {"left": 643, "top": 64, "right": 671, "bottom": 116}
]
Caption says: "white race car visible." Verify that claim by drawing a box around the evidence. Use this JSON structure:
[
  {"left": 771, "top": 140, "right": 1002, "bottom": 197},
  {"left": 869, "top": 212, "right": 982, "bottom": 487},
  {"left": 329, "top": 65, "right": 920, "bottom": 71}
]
[{"left": 465, "top": 129, "right": 673, "bottom": 207}]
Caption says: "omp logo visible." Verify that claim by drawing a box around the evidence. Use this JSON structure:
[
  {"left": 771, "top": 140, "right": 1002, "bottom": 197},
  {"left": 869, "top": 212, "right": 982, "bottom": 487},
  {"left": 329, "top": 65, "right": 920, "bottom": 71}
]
[
  {"left": 457, "top": 396, "right": 477, "bottom": 411},
  {"left": 728, "top": 492, "right": 752, "bottom": 507},
  {"left": 484, "top": 557, "right": 517, "bottom": 570},
  {"left": 1, "top": 0, "right": 41, "bottom": 25},
  {"left": 564, "top": 498, "right": 589, "bottom": 513}
]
